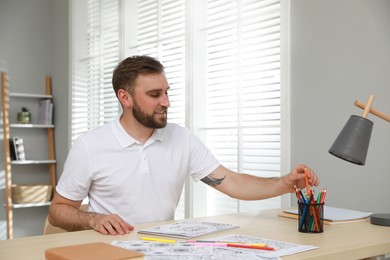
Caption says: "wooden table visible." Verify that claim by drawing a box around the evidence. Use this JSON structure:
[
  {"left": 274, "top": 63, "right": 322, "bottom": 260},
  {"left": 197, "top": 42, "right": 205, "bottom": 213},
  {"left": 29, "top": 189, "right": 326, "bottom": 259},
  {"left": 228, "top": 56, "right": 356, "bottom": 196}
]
[{"left": 1, "top": 209, "right": 390, "bottom": 260}]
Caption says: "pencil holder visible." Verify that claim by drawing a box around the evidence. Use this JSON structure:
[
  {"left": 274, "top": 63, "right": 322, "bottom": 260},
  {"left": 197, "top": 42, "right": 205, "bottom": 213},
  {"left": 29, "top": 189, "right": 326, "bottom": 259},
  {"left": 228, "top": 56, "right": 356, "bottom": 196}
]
[{"left": 298, "top": 202, "right": 324, "bottom": 233}]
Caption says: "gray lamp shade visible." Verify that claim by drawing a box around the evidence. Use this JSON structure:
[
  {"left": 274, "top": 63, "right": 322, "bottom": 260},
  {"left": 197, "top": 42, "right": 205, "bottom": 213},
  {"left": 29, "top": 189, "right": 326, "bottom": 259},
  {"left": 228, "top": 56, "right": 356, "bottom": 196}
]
[{"left": 328, "top": 115, "right": 373, "bottom": 165}]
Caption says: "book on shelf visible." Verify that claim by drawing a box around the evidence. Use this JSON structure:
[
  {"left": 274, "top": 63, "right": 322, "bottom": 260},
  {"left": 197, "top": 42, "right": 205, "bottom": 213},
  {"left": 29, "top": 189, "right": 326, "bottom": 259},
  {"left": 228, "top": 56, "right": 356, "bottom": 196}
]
[
  {"left": 9, "top": 137, "right": 26, "bottom": 161},
  {"left": 38, "top": 98, "right": 53, "bottom": 125}
]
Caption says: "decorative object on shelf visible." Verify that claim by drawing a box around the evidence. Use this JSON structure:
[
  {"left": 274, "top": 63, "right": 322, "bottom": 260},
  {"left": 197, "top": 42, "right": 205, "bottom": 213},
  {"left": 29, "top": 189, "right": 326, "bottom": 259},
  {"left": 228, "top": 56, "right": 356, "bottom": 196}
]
[
  {"left": 17, "top": 106, "right": 31, "bottom": 124},
  {"left": 11, "top": 184, "right": 53, "bottom": 204},
  {"left": 9, "top": 137, "right": 26, "bottom": 161}
]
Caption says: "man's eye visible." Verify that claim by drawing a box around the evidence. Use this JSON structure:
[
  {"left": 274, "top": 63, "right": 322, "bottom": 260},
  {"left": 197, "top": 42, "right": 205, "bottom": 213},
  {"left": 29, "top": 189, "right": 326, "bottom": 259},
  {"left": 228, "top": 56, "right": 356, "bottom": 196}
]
[
  {"left": 148, "top": 90, "right": 169, "bottom": 98},
  {"left": 149, "top": 93, "right": 160, "bottom": 97}
]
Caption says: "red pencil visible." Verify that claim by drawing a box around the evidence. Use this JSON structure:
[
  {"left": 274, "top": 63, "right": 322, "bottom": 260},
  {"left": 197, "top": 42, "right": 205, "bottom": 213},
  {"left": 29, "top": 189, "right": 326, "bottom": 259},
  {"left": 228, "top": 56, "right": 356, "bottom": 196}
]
[
  {"left": 320, "top": 189, "right": 327, "bottom": 203},
  {"left": 226, "top": 243, "right": 276, "bottom": 251}
]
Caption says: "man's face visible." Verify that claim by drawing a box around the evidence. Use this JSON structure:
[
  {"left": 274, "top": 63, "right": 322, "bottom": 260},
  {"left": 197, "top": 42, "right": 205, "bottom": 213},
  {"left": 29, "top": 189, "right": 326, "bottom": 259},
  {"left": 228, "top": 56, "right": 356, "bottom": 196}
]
[{"left": 131, "top": 73, "right": 170, "bottom": 128}]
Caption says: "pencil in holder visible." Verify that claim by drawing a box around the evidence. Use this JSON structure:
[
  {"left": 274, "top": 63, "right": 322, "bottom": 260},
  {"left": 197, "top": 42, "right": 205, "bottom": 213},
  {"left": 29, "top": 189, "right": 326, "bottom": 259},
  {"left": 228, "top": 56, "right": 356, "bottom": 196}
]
[{"left": 298, "top": 202, "right": 324, "bottom": 233}]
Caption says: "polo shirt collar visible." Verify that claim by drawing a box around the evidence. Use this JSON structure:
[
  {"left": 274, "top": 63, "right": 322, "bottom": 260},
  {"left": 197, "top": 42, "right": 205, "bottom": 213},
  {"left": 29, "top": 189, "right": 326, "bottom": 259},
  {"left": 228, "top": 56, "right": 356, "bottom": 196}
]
[{"left": 113, "top": 116, "right": 166, "bottom": 148}]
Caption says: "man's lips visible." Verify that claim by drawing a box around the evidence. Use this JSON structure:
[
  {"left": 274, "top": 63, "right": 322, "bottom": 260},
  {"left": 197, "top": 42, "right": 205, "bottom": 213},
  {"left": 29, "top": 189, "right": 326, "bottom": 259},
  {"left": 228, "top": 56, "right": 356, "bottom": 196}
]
[{"left": 155, "top": 109, "right": 167, "bottom": 114}]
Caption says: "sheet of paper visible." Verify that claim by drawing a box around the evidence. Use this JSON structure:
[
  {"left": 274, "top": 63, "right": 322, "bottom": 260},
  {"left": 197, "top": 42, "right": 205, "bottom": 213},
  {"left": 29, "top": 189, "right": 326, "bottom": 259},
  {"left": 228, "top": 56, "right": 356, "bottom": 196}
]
[
  {"left": 112, "top": 240, "right": 279, "bottom": 260},
  {"left": 112, "top": 241, "right": 212, "bottom": 257},
  {"left": 112, "top": 234, "right": 317, "bottom": 260},
  {"left": 284, "top": 206, "right": 372, "bottom": 221},
  {"left": 211, "top": 234, "right": 317, "bottom": 258},
  {"left": 137, "top": 220, "right": 239, "bottom": 239}
]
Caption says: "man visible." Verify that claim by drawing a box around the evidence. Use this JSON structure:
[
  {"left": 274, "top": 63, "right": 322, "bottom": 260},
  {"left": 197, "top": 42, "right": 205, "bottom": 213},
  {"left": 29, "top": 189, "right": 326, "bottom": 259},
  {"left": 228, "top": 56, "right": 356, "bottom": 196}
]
[{"left": 48, "top": 55, "right": 319, "bottom": 235}]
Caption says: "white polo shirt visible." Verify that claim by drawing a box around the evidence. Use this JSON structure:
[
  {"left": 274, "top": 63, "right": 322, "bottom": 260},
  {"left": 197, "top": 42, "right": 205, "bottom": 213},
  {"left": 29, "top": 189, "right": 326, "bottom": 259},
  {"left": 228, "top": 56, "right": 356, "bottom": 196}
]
[{"left": 56, "top": 117, "right": 220, "bottom": 224}]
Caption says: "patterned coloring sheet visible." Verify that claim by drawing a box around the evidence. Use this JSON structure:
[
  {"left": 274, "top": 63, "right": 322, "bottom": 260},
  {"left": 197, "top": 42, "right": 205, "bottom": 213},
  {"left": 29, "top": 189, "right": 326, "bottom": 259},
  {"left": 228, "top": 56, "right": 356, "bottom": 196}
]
[
  {"left": 112, "top": 234, "right": 317, "bottom": 260},
  {"left": 137, "top": 221, "right": 239, "bottom": 239}
]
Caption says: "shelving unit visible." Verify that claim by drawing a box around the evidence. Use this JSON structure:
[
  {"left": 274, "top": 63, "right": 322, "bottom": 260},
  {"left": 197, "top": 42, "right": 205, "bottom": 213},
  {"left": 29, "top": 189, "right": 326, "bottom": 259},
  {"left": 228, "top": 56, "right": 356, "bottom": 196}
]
[{"left": 1, "top": 72, "right": 56, "bottom": 239}]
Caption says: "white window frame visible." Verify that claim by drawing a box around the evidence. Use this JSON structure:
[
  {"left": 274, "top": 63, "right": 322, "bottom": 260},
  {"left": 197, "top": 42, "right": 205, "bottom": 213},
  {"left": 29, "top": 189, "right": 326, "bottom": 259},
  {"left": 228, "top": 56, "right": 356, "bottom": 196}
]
[{"left": 280, "top": 0, "right": 291, "bottom": 209}]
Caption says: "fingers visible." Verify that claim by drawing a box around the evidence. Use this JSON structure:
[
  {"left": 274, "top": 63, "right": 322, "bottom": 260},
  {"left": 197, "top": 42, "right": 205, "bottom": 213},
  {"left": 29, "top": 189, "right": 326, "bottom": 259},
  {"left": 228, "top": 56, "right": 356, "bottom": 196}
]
[
  {"left": 294, "top": 164, "right": 307, "bottom": 174},
  {"left": 90, "top": 214, "right": 134, "bottom": 235},
  {"left": 297, "top": 164, "right": 320, "bottom": 186},
  {"left": 304, "top": 166, "right": 320, "bottom": 187},
  {"left": 292, "top": 164, "right": 320, "bottom": 188}
]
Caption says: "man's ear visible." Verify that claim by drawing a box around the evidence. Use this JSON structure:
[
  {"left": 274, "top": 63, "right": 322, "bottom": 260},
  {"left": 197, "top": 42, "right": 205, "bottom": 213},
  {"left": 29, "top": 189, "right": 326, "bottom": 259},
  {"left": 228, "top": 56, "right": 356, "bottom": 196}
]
[{"left": 118, "top": 89, "right": 133, "bottom": 108}]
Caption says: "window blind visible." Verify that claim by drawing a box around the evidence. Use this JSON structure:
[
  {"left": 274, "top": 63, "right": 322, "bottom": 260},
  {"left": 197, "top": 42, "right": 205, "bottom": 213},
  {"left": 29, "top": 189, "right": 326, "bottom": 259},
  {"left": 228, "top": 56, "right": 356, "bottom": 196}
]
[
  {"left": 201, "top": 0, "right": 282, "bottom": 215},
  {"left": 71, "top": 0, "right": 120, "bottom": 143}
]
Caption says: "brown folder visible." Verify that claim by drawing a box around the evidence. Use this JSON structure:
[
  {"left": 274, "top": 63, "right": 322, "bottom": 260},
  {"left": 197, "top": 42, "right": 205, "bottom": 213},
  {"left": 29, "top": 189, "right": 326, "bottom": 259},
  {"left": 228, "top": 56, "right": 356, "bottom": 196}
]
[{"left": 45, "top": 242, "right": 144, "bottom": 260}]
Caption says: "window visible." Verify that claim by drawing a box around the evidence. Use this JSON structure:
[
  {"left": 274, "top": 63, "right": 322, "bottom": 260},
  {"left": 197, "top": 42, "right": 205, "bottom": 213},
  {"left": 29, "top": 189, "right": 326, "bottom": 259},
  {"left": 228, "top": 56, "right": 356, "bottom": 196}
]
[
  {"left": 198, "top": 0, "right": 283, "bottom": 215},
  {"left": 72, "top": 0, "right": 286, "bottom": 219},
  {"left": 71, "top": 0, "right": 120, "bottom": 143}
]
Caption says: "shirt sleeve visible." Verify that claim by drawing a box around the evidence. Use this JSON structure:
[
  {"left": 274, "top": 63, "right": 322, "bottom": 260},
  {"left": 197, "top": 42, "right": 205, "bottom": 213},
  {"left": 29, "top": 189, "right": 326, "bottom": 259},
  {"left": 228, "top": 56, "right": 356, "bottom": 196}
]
[
  {"left": 56, "top": 136, "right": 92, "bottom": 201},
  {"left": 188, "top": 133, "right": 220, "bottom": 182}
]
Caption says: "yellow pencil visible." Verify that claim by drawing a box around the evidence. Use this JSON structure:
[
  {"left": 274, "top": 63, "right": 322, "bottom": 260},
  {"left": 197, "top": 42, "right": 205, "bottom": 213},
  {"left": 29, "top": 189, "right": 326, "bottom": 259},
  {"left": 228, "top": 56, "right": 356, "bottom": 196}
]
[{"left": 141, "top": 237, "right": 176, "bottom": 243}]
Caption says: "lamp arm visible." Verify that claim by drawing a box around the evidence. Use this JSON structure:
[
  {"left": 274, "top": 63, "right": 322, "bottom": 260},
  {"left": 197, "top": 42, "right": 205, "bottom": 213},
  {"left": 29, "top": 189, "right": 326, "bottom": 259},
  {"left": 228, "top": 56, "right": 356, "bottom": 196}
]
[
  {"left": 362, "top": 95, "right": 375, "bottom": 118},
  {"left": 354, "top": 100, "right": 390, "bottom": 123}
]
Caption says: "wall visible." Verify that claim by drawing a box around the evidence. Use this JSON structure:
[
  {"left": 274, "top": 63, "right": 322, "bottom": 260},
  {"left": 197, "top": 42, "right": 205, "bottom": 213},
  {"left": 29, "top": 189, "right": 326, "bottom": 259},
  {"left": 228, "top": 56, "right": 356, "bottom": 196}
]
[
  {"left": 0, "top": 0, "right": 69, "bottom": 239},
  {"left": 290, "top": 0, "right": 390, "bottom": 213}
]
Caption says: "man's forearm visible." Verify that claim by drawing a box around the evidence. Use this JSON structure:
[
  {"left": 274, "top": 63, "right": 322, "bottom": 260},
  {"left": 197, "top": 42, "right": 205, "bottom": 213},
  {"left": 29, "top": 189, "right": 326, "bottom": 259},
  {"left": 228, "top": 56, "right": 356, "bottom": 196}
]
[
  {"left": 48, "top": 204, "right": 93, "bottom": 232},
  {"left": 204, "top": 169, "right": 293, "bottom": 201},
  {"left": 227, "top": 174, "right": 290, "bottom": 200}
]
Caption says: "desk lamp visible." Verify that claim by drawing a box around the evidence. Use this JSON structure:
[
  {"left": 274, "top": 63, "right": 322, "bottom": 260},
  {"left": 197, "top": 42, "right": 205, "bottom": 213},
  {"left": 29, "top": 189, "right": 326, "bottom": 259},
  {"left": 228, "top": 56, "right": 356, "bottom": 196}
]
[{"left": 328, "top": 95, "right": 390, "bottom": 226}]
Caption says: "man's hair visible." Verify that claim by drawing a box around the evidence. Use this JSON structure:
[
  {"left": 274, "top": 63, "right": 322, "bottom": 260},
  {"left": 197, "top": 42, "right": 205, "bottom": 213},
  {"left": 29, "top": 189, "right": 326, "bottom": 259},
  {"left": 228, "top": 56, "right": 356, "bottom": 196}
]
[{"left": 112, "top": 55, "right": 165, "bottom": 96}]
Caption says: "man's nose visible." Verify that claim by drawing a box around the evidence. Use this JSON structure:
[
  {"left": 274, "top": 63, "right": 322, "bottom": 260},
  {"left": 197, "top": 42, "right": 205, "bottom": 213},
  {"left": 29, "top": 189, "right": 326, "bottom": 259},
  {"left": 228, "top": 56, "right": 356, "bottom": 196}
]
[{"left": 161, "top": 94, "right": 170, "bottom": 107}]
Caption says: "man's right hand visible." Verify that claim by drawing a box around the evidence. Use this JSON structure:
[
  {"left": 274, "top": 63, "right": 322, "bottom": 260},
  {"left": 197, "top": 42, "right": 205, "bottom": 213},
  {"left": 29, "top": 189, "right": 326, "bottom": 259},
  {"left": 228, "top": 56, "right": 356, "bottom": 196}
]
[
  {"left": 48, "top": 191, "right": 134, "bottom": 235},
  {"left": 88, "top": 212, "right": 134, "bottom": 235}
]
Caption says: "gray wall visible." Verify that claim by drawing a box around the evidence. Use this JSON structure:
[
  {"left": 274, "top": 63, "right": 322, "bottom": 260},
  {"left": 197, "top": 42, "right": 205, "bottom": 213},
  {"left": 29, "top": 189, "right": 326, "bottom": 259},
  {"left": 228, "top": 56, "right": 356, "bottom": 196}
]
[
  {"left": 0, "top": 0, "right": 69, "bottom": 238},
  {"left": 290, "top": 0, "right": 390, "bottom": 213}
]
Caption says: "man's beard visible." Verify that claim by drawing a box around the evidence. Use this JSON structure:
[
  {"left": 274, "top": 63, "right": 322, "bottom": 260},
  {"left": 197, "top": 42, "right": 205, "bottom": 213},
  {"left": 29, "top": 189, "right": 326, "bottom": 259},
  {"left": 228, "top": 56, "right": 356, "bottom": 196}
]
[{"left": 132, "top": 100, "right": 168, "bottom": 129}]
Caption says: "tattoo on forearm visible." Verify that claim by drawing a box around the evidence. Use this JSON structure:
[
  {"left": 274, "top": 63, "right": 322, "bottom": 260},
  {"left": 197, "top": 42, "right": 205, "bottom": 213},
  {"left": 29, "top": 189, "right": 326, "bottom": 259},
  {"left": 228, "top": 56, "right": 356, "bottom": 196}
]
[{"left": 201, "top": 175, "right": 226, "bottom": 187}]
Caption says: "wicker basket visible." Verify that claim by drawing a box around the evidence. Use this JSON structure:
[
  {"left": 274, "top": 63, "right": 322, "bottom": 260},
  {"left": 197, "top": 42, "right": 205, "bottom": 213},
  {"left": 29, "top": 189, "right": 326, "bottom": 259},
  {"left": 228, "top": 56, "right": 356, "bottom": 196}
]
[{"left": 11, "top": 184, "right": 53, "bottom": 204}]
